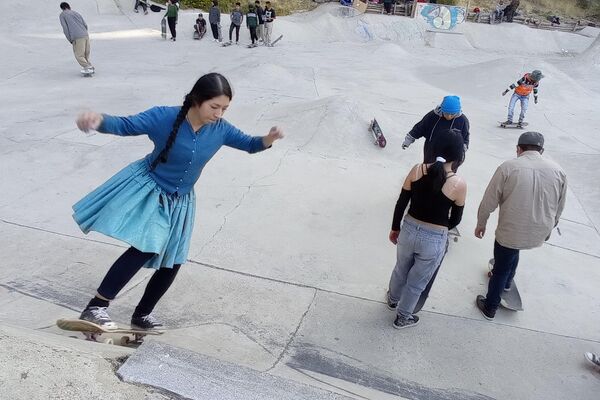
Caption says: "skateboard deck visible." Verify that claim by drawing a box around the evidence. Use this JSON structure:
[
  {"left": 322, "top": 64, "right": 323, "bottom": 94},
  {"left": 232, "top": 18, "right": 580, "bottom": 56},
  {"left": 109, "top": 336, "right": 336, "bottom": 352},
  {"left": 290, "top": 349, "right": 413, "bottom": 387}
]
[
  {"left": 487, "top": 258, "right": 523, "bottom": 311},
  {"left": 369, "top": 118, "right": 387, "bottom": 148},
  {"left": 499, "top": 121, "right": 529, "bottom": 129},
  {"left": 81, "top": 71, "right": 94, "bottom": 77},
  {"left": 222, "top": 41, "right": 233, "bottom": 47},
  {"left": 271, "top": 34, "right": 283, "bottom": 46},
  {"left": 161, "top": 17, "right": 167, "bottom": 39},
  {"left": 57, "top": 318, "right": 163, "bottom": 346},
  {"left": 247, "top": 43, "right": 258, "bottom": 48},
  {"left": 413, "top": 228, "right": 459, "bottom": 313}
]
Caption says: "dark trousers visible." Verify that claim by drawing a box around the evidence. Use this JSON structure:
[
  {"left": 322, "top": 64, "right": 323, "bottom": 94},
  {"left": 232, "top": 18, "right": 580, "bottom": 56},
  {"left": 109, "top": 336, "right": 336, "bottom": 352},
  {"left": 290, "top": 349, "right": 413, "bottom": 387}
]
[
  {"left": 211, "top": 23, "right": 220, "bottom": 40},
  {"left": 384, "top": 3, "right": 392, "bottom": 14},
  {"left": 249, "top": 26, "right": 258, "bottom": 43},
  {"left": 167, "top": 17, "right": 177, "bottom": 38},
  {"left": 485, "top": 241, "right": 520, "bottom": 311},
  {"left": 97, "top": 247, "right": 181, "bottom": 316},
  {"left": 229, "top": 23, "right": 240, "bottom": 42}
]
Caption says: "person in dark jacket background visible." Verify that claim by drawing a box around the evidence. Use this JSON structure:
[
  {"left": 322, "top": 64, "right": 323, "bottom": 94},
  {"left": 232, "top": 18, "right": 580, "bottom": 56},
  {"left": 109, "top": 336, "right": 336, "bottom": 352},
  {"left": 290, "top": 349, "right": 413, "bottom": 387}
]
[
  {"left": 503, "top": 0, "right": 520, "bottom": 22},
  {"left": 402, "top": 95, "right": 470, "bottom": 170},
  {"left": 209, "top": 0, "right": 221, "bottom": 42}
]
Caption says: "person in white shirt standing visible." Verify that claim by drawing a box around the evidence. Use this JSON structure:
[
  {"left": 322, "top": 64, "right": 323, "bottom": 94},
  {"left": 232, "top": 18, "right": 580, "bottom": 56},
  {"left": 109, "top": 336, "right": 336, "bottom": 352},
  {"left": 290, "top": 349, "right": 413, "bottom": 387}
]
[
  {"left": 475, "top": 132, "right": 567, "bottom": 320},
  {"left": 59, "top": 2, "right": 94, "bottom": 75},
  {"left": 263, "top": 1, "right": 276, "bottom": 46}
]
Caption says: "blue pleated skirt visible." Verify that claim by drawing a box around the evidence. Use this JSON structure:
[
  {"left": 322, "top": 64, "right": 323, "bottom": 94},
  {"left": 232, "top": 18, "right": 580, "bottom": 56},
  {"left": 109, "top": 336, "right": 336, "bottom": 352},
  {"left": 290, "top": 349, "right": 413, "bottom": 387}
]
[{"left": 72, "top": 159, "right": 196, "bottom": 269}]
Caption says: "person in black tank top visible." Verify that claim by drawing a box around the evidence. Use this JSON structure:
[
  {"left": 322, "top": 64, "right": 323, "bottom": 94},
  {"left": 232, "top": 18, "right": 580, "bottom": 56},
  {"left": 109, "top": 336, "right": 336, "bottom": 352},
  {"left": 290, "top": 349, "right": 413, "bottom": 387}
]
[{"left": 387, "top": 130, "right": 467, "bottom": 329}]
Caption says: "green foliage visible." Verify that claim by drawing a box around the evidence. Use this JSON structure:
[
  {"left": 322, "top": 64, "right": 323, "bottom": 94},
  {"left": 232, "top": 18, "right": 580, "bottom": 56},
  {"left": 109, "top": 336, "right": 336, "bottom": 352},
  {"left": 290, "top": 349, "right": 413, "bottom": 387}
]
[{"left": 436, "top": 0, "right": 460, "bottom": 5}]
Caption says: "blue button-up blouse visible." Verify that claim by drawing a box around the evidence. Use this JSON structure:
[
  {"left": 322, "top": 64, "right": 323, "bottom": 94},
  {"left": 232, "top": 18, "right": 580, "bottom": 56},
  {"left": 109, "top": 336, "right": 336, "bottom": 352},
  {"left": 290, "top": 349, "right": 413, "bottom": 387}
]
[{"left": 99, "top": 106, "right": 268, "bottom": 195}]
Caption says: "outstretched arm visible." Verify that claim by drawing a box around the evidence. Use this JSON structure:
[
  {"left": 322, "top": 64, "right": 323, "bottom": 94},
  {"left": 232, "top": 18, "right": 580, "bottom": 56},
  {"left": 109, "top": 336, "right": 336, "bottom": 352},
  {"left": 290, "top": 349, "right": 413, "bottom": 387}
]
[
  {"left": 223, "top": 122, "right": 284, "bottom": 153},
  {"left": 76, "top": 107, "right": 162, "bottom": 137}
]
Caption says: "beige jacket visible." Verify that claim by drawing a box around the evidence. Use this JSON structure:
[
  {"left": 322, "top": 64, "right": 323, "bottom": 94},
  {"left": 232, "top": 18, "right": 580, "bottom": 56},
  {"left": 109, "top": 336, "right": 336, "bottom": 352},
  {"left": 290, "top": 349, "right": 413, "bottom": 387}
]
[{"left": 477, "top": 151, "right": 567, "bottom": 250}]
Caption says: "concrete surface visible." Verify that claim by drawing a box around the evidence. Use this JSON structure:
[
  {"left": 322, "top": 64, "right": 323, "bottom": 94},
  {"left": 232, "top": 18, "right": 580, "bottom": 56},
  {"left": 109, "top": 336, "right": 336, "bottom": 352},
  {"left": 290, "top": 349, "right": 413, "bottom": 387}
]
[{"left": 1, "top": 1, "right": 600, "bottom": 399}]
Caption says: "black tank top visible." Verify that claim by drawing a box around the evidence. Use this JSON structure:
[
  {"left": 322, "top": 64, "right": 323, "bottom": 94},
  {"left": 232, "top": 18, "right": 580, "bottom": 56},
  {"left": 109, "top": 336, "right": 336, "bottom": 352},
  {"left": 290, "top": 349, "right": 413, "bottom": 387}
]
[{"left": 407, "top": 166, "right": 456, "bottom": 227}]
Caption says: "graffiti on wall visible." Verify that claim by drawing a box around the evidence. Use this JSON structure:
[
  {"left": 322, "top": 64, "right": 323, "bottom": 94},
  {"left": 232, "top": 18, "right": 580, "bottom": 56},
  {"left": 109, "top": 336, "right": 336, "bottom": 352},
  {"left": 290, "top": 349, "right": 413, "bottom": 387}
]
[{"left": 417, "top": 4, "right": 466, "bottom": 30}]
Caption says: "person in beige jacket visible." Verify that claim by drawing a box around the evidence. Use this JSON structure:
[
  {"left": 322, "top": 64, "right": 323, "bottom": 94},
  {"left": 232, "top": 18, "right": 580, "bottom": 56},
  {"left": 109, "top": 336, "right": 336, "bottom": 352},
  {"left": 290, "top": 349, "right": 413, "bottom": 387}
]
[{"left": 474, "top": 131, "right": 567, "bottom": 320}]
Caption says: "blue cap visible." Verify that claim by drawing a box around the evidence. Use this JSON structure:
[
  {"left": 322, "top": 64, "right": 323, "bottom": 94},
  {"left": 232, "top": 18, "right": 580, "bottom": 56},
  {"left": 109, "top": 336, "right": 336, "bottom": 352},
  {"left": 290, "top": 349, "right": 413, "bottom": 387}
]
[{"left": 440, "top": 95, "right": 461, "bottom": 114}]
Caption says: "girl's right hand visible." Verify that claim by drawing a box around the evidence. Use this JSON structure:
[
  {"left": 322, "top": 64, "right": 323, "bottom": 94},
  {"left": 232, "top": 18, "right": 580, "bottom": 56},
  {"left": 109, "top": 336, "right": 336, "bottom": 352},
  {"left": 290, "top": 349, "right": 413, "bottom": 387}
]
[
  {"left": 389, "top": 230, "right": 400, "bottom": 245},
  {"left": 76, "top": 112, "right": 103, "bottom": 133}
]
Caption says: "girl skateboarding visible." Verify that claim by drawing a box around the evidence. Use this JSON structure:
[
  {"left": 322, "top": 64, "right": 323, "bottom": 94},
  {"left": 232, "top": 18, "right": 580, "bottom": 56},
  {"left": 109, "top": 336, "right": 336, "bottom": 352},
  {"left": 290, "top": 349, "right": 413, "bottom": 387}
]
[{"left": 74, "top": 72, "right": 284, "bottom": 330}]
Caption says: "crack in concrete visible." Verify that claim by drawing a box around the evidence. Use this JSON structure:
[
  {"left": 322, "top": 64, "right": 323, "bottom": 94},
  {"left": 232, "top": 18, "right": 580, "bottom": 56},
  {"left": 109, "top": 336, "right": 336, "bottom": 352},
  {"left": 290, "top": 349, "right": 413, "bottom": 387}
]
[{"left": 264, "top": 289, "right": 318, "bottom": 373}]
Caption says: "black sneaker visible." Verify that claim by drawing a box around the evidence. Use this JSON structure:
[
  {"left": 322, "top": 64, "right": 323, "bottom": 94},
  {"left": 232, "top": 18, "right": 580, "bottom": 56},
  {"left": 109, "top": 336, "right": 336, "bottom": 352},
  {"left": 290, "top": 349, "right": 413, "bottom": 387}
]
[
  {"left": 476, "top": 295, "right": 496, "bottom": 320},
  {"left": 585, "top": 352, "right": 600, "bottom": 368},
  {"left": 393, "top": 314, "right": 419, "bottom": 329},
  {"left": 131, "top": 314, "right": 164, "bottom": 330},
  {"left": 79, "top": 306, "right": 118, "bottom": 330},
  {"left": 386, "top": 291, "right": 397, "bottom": 311}
]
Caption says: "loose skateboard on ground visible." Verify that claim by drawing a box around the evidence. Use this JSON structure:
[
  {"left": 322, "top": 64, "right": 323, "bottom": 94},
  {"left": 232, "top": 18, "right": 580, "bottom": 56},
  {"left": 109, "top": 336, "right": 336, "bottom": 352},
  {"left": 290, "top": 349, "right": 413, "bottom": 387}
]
[
  {"left": 161, "top": 17, "right": 167, "bottom": 39},
  {"left": 222, "top": 41, "right": 234, "bottom": 47},
  {"left": 271, "top": 34, "right": 283, "bottom": 46},
  {"left": 499, "top": 121, "right": 529, "bottom": 129},
  {"left": 487, "top": 258, "right": 523, "bottom": 311},
  {"left": 369, "top": 118, "right": 387, "bottom": 148},
  {"left": 56, "top": 318, "right": 163, "bottom": 346},
  {"left": 413, "top": 228, "right": 460, "bottom": 313}
]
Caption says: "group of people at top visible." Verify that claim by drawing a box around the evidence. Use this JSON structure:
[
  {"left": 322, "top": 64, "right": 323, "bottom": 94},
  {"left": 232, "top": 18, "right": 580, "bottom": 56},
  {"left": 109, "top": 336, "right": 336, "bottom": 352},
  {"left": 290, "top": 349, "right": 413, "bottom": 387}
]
[{"left": 194, "top": 0, "right": 277, "bottom": 47}]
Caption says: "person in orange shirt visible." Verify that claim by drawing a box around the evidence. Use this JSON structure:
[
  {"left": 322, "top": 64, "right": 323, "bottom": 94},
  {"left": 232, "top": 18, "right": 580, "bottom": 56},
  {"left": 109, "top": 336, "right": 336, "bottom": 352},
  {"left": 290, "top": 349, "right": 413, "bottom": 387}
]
[{"left": 501, "top": 70, "right": 543, "bottom": 127}]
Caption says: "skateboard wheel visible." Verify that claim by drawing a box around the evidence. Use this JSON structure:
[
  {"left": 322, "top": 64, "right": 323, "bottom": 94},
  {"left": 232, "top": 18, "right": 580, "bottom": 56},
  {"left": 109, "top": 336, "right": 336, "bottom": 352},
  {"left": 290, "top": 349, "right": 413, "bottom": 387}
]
[
  {"left": 487, "top": 271, "right": 492, "bottom": 277},
  {"left": 103, "top": 338, "right": 114, "bottom": 345},
  {"left": 453, "top": 237, "right": 458, "bottom": 242},
  {"left": 120, "top": 336, "right": 130, "bottom": 346}
]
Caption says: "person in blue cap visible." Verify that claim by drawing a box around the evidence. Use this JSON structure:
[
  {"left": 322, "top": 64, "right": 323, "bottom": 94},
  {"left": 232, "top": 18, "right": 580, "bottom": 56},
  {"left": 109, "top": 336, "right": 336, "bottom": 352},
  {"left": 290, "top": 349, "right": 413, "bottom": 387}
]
[{"left": 402, "top": 95, "right": 470, "bottom": 170}]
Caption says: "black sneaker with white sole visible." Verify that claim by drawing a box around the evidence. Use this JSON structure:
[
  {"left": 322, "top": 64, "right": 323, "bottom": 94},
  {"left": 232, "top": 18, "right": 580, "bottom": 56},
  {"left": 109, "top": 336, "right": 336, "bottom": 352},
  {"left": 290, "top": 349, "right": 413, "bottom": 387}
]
[
  {"left": 476, "top": 295, "right": 496, "bottom": 320},
  {"left": 131, "top": 314, "right": 164, "bottom": 330},
  {"left": 79, "top": 306, "right": 118, "bottom": 330},
  {"left": 393, "top": 314, "right": 419, "bottom": 329}
]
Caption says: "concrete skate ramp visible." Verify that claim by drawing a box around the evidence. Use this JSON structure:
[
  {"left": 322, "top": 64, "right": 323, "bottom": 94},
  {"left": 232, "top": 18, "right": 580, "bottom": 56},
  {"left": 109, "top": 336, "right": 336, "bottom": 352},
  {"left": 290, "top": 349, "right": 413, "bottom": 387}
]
[{"left": 118, "top": 341, "right": 353, "bottom": 400}]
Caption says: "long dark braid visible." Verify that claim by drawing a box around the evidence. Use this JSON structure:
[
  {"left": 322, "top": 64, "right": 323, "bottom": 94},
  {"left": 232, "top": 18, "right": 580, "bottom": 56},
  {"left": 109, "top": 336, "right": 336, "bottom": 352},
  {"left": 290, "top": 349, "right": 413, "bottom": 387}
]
[
  {"left": 150, "top": 73, "right": 232, "bottom": 171},
  {"left": 150, "top": 96, "right": 193, "bottom": 171}
]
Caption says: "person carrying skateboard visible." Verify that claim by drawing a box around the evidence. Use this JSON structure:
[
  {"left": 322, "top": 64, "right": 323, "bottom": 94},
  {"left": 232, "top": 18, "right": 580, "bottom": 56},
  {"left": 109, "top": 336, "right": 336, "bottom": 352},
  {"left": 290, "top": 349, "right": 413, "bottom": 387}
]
[
  {"left": 402, "top": 95, "right": 470, "bottom": 170},
  {"left": 263, "top": 1, "right": 276, "bottom": 46},
  {"left": 165, "top": 0, "right": 178, "bottom": 41},
  {"left": 59, "top": 2, "right": 94, "bottom": 75},
  {"left": 387, "top": 130, "right": 467, "bottom": 329},
  {"left": 209, "top": 0, "right": 221, "bottom": 42},
  {"left": 72, "top": 73, "right": 284, "bottom": 330},
  {"left": 501, "top": 70, "right": 543, "bottom": 128},
  {"left": 246, "top": 5, "right": 259, "bottom": 47},
  {"left": 475, "top": 132, "right": 567, "bottom": 320},
  {"left": 228, "top": 2, "right": 244, "bottom": 45},
  {"left": 195, "top": 13, "right": 207, "bottom": 38}
]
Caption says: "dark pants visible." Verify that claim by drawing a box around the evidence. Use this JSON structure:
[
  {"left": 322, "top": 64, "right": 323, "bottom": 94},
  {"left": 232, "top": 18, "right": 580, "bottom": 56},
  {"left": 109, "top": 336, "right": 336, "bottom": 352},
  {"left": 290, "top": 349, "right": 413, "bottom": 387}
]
[
  {"left": 211, "top": 23, "right": 220, "bottom": 40},
  {"left": 167, "top": 17, "right": 177, "bottom": 38},
  {"left": 229, "top": 23, "right": 240, "bottom": 42},
  {"left": 249, "top": 26, "right": 258, "bottom": 43},
  {"left": 134, "top": 0, "right": 147, "bottom": 12},
  {"left": 485, "top": 241, "right": 520, "bottom": 311},
  {"left": 384, "top": 3, "right": 392, "bottom": 14},
  {"left": 97, "top": 247, "right": 181, "bottom": 316}
]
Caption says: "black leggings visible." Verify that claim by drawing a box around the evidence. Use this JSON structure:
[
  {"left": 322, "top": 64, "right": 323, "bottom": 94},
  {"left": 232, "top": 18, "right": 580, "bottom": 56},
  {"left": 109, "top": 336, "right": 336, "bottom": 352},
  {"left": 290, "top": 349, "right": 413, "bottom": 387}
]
[
  {"left": 97, "top": 247, "right": 181, "bottom": 316},
  {"left": 167, "top": 16, "right": 177, "bottom": 38},
  {"left": 249, "top": 26, "right": 258, "bottom": 43}
]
